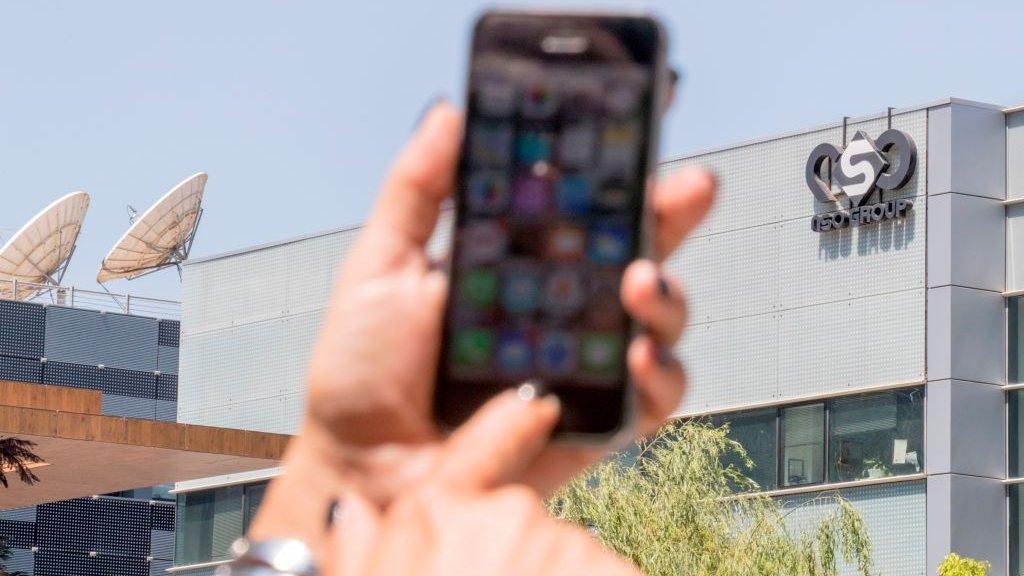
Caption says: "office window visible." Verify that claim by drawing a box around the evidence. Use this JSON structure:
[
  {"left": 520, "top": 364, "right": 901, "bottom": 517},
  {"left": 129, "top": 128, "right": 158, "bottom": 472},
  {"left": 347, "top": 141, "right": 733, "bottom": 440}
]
[
  {"left": 828, "top": 389, "right": 924, "bottom": 482},
  {"left": 243, "top": 482, "right": 268, "bottom": 532},
  {"left": 1012, "top": 484, "right": 1024, "bottom": 576},
  {"left": 715, "top": 409, "right": 777, "bottom": 491},
  {"left": 175, "top": 484, "right": 244, "bottom": 566},
  {"left": 1010, "top": 391, "right": 1024, "bottom": 478},
  {"left": 781, "top": 404, "right": 824, "bottom": 486},
  {"left": 1012, "top": 296, "right": 1024, "bottom": 383}
]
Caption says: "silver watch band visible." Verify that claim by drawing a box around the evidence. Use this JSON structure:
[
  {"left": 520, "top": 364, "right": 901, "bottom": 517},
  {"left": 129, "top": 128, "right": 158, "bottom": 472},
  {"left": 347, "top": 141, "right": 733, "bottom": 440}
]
[{"left": 215, "top": 538, "right": 318, "bottom": 576}]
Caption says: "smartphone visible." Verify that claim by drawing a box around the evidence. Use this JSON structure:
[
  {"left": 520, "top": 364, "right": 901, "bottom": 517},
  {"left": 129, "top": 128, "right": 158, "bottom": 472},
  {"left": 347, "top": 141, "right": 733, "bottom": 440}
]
[{"left": 435, "top": 11, "right": 667, "bottom": 440}]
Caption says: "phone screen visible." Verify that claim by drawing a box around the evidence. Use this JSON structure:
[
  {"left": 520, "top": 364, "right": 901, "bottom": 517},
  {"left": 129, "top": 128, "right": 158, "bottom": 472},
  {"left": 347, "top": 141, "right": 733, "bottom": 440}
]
[{"left": 436, "top": 13, "right": 663, "bottom": 437}]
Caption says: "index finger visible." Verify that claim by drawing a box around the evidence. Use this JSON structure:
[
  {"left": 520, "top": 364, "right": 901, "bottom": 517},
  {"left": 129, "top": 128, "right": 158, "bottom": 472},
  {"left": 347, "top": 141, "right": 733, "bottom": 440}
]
[
  {"left": 430, "top": 384, "right": 560, "bottom": 492},
  {"left": 653, "top": 167, "right": 716, "bottom": 259}
]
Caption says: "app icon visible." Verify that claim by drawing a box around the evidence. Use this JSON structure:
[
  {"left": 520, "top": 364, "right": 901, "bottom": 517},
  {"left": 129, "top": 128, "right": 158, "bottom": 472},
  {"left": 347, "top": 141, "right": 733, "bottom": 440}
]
[
  {"left": 558, "top": 121, "right": 596, "bottom": 169},
  {"left": 600, "top": 121, "right": 639, "bottom": 175},
  {"left": 546, "top": 223, "right": 586, "bottom": 262},
  {"left": 594, "top": 178, "right": 633, "bottom": 212},
  {"left": 467, "top": 171, "right": 511, "bottom": 215},
  {"left": 501, "top": 262, "right": 542, "bottom": 314},
  {"left": 559, "top": 76, "right": 602, "bottom": 119},
  {"left": 451, "top": 328, "right": 494, "bottom": 369},
  {"left": 587, "top": 271, "right": 626, "bottom": 329},
  {"left": 588, "top": 220, "right": 631, "bottom": 264},
  {"left": 542, "top": 268, "right": 586, "bottom": 316},
  {"left": 555, "top": 173, "right": 592, "bottom": 215},
  {"left": 497, "top": 330, "right": 533, "bottom": 374},
  {"left": 459, "top": 269, "right": 499, "bottom": 309},
  {"left": 508, "top": 221, "right": 546, "bottom": 258},
  {"left": 520, "top": 81, "right": 559, "bottom": 119},
  {"left": 469, "top": 123, "right": 513, "bottom": 167},
  {"left": 537, "top": 331, "right": 578, "bottom": 375},
  {"left": 605, "top": 83, "right": 642, "bottom": 116},
  {"left": 459, "top": 220, "right": 507, "bottom": 265},
  {"left": 516, "top": 131, "right": 554, "bottom": 165},
  {"left": 512, "top": 173, "right": 552, "bottom": 215},
  {"left": 476, "top": 77, "right": 517, "bottom": 117},
  {"left": 581, "top": 333, "right": 624, "bottom": 374}
]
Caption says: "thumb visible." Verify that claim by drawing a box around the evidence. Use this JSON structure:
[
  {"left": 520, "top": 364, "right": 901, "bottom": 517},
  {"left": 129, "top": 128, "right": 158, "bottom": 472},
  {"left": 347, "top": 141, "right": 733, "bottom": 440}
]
[
  {"left": 431, "top": 382, "right": 561, "bottom": 491},
  {"left": 323, "top": 490, "right": 383, "bottom": 576}
]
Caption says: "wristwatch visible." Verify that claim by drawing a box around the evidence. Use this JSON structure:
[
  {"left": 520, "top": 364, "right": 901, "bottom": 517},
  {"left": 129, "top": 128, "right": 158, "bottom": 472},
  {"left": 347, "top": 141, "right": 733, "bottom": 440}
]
[{"left": 215, "top": 538, "right": 318, "bottom": 576}]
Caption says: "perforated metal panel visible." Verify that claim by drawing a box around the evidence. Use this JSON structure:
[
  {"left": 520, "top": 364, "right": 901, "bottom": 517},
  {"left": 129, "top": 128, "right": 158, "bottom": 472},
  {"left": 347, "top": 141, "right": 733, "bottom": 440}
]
[
  {"left": 44, "top": 306, "right": 159, "bottom": 371},
  {"left": 0, "top": 506, "right": 35, "bottom": 522},
  {"left": 157, "top": 373, "right": 178, "bottom": 401},
  {"left": 158, "top": 319, "right": 180, "bottom": 347},
  {"left": 779, "top": 480, "right": 926, "bottom": 576},
  {"left": 151, "top": 529, "right": 174, "bottom": 560},
  {"left": 155, "top": 400, "right": 177, "bottom": 422},
  {"left": 0, "top": 355, "right": 41, "bottom": 383},
  {"left": 0, "top": 299, "right": 45, "bottom": 358},
  {"left": 0, "top": 519, "right": 34, "bottom": 547},
  {"left": 41, "top": 360, "right": 100, "bottom": 390},
  {"left": 2, "top": 548, "right": 33, "bottom": 575}
]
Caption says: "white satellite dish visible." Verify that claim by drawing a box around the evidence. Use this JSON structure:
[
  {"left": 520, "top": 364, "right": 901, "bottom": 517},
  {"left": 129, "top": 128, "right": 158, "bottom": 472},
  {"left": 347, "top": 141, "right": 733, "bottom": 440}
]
[
  {"left": 0, "top": 192, "right": 90, "bottom": 300},
  {"left": 97, "top": 172, "right": 207, "bottom": 283}
]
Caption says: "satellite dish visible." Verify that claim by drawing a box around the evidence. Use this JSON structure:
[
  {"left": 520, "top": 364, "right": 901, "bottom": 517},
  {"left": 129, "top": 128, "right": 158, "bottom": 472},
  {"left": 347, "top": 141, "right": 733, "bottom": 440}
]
[
  {"left": 97, "top": 172, "right": 207, "bottom": 283},
  {"left": 0, "top": 192, "right": 90, "bottom": 300}
]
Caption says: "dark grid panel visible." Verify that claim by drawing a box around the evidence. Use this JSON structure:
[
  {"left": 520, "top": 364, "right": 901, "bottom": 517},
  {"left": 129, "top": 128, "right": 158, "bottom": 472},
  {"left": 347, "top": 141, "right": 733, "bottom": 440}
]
[
  {"left": 99, "top": 367, "right": 157, "bottom": 398},
  {"left": 156, "top": 373, "right": 178, "bottom": 401},
  {"left": 0, "top": 355, "right": 42, "bottom": 383},
  {"left": 35, "top": 550, "right": 149, "bottom": 576},
  {"left": 41, "top": 361, "right": 100, "bottom": 390},
  {"left": 0, "top": 518, "right": 34, "bottom": 548},
  {"left": 151, "top": 504, "right": 174, "bottom": 532},
  {"left": 0, "top": 300, "right": 45, "bottom": 358},
  {"left": 36, "top": 498, "right": 152, "bottom": 556},
  {"left": 157, "top": 320, "right": 180, "bottom": 347}
]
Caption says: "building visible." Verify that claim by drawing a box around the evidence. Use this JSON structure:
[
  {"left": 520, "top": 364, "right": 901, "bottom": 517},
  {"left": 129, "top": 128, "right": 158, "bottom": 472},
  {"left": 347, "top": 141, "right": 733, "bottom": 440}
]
[
  {"left": 171, "top": 97, "right": 1024, "bottom": 576},
  {"left": 0, "top": 290, "right": 288, "bottom": 575},
  {"left": 5, "top": 96, "right": 1020, "bottom": 575}
]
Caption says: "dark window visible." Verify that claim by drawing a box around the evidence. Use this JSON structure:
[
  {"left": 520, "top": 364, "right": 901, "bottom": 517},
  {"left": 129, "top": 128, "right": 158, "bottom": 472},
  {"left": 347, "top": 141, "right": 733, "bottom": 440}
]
[
  {"left": 1011, "top": 391, "right": 1024, "bottom": 478},
  {"left": 1011, "top": 296, "right": 1024, "bottom": 383},
  {"left": 781, "top": 403, "right": 825, "bottom": 486},
  {"left": 1012, "top": 484, "right": 1024, "bottom": 576},
  {"left": 716, "top": 409, "right": 777, "bottom": 490},
  {"left": 175, "top": 484, "right": 243, "bottom": 566},
  {"left": 828, "top": 389, "right": 924, "bottom": 482}
]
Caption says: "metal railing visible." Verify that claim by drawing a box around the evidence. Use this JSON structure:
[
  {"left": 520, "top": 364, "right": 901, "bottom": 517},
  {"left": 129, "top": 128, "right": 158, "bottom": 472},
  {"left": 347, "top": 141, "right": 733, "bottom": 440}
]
[{"left": 0, "top": 279, "right": 181, "bottom": 320}]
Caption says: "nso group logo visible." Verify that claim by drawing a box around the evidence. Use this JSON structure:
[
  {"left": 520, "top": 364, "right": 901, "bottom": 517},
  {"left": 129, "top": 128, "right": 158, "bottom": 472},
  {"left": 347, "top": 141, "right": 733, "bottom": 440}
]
[{"left": 805, "top": 129, "right": 917, "bottom": 232}]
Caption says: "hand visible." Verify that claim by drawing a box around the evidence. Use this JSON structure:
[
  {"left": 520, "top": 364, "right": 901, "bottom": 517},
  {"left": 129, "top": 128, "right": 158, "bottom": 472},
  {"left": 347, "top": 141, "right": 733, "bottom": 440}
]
[
  {"left": 325, "top": 389, "right": 640, "bottom": 576},
  {"left": 249, "top": 101, "right": 715, "bottom": 552}
]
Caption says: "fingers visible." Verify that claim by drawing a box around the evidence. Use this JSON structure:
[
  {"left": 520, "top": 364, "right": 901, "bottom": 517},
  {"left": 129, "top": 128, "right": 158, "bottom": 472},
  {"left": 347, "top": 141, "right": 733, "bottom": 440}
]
[
  {"left": 628, "top": 334, "right": 685, "bottom": 435},
  {"left": 652, "top": 167, "right": 716, "bottom": 260},
  {"left": 621, "top": 260, "right": 686, "bottom": 345},
  {"left": 432, "top": 385, "right": 560, "bottom": 491},
  {"left": 326, "top": 491, "right": 382, "bottom": 576},
  {"left": 368, "top": 101, "right": 463, "bottom": 255}
]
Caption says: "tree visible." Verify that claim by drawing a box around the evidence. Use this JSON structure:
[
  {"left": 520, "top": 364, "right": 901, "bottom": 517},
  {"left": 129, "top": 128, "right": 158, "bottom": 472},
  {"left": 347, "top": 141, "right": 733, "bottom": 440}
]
[
  {"left": 550, "top": 421, "right": 873, "bottom": 576},
  {"left": 937, "top": 553, "right": 989, "bottom": 576},
  {"left": 0, "top": 437, "right": 43, "bottom": 488},
  {"left": 0, "top": 535, "right": 29, "bottom": 576}
]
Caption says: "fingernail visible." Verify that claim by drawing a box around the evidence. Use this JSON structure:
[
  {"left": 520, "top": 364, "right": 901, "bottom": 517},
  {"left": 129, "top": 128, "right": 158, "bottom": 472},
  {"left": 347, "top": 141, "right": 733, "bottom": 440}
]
[
  {"left": 325, "top": 497, "right": 343, "bottom": 529},
  {"left": 657, "top": 275, "right": 672, "bottom": 299},
  {"left": 656, "top": 346, "right": 676, "bottom": 368},
  {"left": 413, "top": 94, "right": 448, "bottom": 131}
]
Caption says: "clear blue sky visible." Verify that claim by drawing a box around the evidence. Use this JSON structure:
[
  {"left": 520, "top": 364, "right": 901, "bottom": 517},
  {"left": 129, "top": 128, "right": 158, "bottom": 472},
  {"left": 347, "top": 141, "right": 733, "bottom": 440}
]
[{"left": 2, "top": 1, "right": 1023, "bottom": 300}]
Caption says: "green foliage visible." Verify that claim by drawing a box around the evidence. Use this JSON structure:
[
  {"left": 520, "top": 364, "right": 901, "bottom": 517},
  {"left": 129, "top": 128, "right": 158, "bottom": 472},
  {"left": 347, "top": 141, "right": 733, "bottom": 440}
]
[
  {"left": 937, "top": 553, "right": 989, "bottom": 576},
  {"left": 549, "top": 421, "right": 874, "bottom": 576},
  {"left": 0, "top": 437, "right": 43, "bottom": 488}
]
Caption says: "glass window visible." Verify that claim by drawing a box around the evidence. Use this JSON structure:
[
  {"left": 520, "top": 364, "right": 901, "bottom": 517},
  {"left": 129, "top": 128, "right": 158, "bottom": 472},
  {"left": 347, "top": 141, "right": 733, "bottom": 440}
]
[
  {"left": 1012, "top": 484, "right": 1024, "bottom": 576},
  {"left": 781, "top": 404, "right": 824, "bottom": 486},
  {"left": 828, "top": 389, "right": 924, "bottom": 482},
  {"left": 243, "top": 482, "right": 268, "bottom": 532},
  {"left": 716, "top": 409, "right": 777, "bottom": 491},
  {"left": 1011, "top": 391, "right": 1024, "bottom": 478},
  {"left": 1011, "top": 296, "right": 1024, "bottom": 383},
  {"left": 175, "top": 484, "right": 244, "bottom": 566}
]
